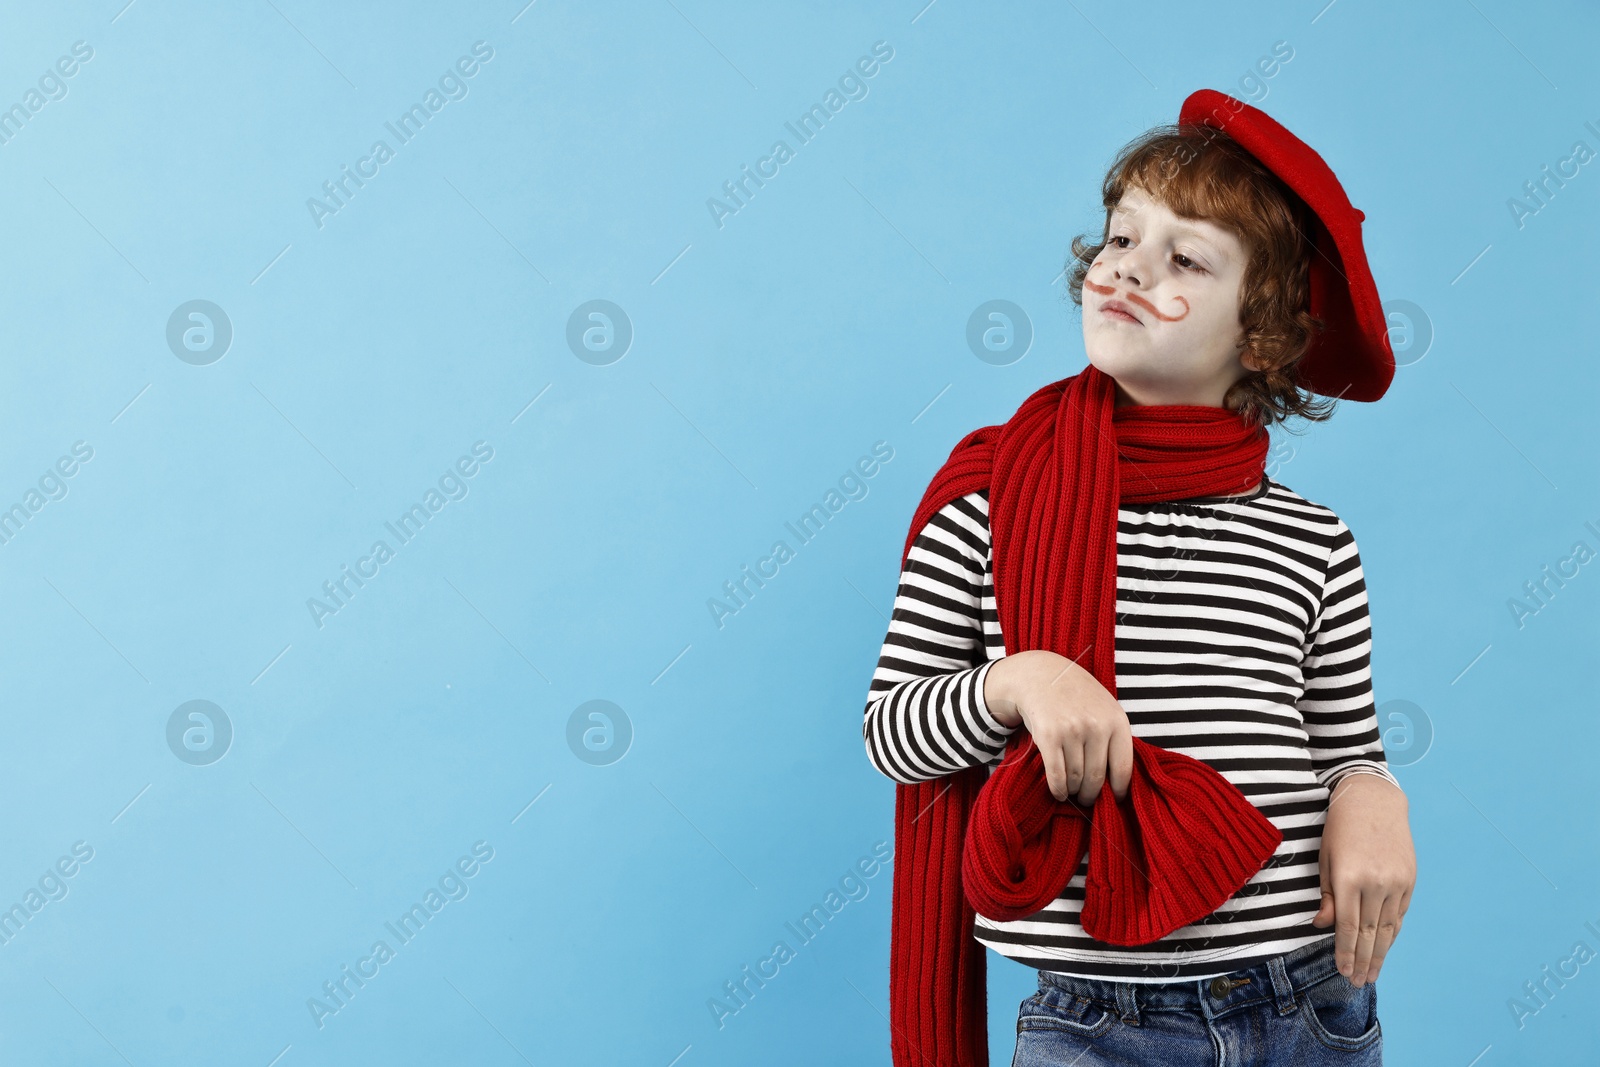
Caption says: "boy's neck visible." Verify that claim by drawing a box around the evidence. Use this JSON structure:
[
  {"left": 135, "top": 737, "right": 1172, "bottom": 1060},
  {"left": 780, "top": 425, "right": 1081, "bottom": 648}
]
[{"left": 1112, "top": 378, "right": 1230, "bottom": 411}]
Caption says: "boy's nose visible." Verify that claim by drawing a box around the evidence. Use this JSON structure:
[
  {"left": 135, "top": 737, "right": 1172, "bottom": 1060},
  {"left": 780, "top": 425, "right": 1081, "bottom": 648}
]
[{"left": 1112, "top": 248, "right": 1155, "bottom": 287}]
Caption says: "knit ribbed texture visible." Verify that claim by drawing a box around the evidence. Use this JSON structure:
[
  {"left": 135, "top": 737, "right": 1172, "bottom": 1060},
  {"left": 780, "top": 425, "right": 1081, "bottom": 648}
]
[
  {"left": 886, "top": 364, "right": 1284, "bottom": 1067},
  {"left": 961, "top": 736, "right": 1287, "bottom": 943}
]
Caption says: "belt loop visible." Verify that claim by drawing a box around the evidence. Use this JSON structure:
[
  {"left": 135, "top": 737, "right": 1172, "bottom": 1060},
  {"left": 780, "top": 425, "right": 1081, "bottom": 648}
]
[
  {"left": 1115, "top": 982, "right": 1141, "bottom": 1026},
  {"left": 1266, "top": 953, "right": 1297, "bottom": 1016}
]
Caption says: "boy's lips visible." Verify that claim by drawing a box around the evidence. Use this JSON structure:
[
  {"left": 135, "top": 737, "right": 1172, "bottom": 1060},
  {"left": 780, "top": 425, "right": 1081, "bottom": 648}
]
[
  {"left": 1100, "top": 299, "right": 1143, "bottom": 325},
  {"left": 1085, "top": 279, "right": 1192, "bottom": 324}
]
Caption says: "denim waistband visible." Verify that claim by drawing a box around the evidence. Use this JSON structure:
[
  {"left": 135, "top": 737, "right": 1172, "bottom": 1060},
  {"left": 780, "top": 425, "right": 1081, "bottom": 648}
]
[{"left": 1037, "top": 934, "right": 1343, "bottom": 1021}]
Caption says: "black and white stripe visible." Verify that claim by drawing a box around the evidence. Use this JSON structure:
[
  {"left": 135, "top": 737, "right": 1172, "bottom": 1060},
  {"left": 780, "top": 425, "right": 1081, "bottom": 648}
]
[{"left": 862, "top": 477, "right": 1399, "bottom": 981}]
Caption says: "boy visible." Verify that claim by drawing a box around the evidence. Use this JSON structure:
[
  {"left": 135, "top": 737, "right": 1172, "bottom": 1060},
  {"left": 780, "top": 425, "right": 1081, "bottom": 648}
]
[{"left": 862, "top": 89, "right": 1416, "bottom": 1066}]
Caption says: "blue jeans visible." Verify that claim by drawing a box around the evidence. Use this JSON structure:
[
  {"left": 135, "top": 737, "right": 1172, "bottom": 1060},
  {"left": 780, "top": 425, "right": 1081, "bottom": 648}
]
[{"left": 1012, "top": 935, "right": 1382, "bottom": 1066}]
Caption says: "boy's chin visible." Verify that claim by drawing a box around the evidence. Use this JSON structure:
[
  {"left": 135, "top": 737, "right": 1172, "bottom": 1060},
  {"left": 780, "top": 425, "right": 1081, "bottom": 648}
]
[{"left": 1083, "top": 347, "right": 1153, "bottom": 382}]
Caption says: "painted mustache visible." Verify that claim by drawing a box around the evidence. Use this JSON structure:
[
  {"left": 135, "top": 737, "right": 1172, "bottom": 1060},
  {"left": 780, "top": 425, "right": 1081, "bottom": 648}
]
[{"left": 1085, "top": 278, "right": 1190, "bottom": 322}]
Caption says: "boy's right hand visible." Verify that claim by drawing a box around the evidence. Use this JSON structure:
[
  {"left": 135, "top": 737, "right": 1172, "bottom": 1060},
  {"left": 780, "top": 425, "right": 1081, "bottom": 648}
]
[{"left": 984, "top": 650, "right": 1135, "bottom": 807}]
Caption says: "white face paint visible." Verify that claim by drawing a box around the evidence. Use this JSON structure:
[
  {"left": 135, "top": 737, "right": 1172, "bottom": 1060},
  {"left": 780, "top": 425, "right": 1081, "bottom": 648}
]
[{"left": 1082, "top": 184, "right": 1259, "bottom": 409}]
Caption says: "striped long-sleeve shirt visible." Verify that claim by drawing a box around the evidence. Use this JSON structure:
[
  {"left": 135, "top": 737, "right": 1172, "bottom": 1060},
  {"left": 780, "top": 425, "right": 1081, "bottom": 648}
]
[{"left": 861, "top": 476, "right": 1400, "bottom": 982}]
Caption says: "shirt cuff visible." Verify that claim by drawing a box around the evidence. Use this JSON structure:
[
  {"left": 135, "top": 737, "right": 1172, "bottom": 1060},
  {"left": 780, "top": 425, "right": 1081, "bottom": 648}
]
[{"left": 969, "top": 658, "right": 1017, "bottom": 739}]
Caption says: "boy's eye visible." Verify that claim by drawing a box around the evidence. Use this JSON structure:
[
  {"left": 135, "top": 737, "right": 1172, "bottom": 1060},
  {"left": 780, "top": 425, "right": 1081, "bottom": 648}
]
[{"left": 1108, "top": 236, "right": 1206, "bottom": 273}]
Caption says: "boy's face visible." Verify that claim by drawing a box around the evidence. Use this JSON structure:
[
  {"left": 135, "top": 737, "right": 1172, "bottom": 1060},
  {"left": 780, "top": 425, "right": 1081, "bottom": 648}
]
[{"left": 1082, "top": 184, "right": 1261, "bottom": 409}]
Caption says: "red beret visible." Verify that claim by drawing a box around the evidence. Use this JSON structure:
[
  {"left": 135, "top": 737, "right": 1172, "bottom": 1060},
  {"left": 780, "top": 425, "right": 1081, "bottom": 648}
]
[{"left": 1178, "top": 89, "right": 1395, "bottom": 403}]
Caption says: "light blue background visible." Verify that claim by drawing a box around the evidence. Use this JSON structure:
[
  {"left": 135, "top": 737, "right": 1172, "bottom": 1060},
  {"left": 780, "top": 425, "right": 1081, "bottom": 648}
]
[{"left": 0, "top": 0, "right": 1595, "bottom": 1063}]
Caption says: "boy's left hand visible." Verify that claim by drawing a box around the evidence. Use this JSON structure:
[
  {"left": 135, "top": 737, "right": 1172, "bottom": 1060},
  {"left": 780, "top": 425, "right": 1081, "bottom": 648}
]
[{"left": 1310, "top": 772, "right": 1416, "bottom": 987}]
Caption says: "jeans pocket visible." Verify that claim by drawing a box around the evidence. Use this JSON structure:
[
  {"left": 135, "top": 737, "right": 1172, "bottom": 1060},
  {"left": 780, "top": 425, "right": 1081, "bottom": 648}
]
[
  {"left": 1299, "top": 972, "right": 1381, "bottom": 1052},
  {"left": 1016, "top": 987, "right": 1119, "bottom": 1039}
]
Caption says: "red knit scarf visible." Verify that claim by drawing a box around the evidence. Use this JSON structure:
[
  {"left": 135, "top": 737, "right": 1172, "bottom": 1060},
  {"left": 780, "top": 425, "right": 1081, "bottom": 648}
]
[{"left": 887, "top": 364, "right": 1285, "bottom": 1067}]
